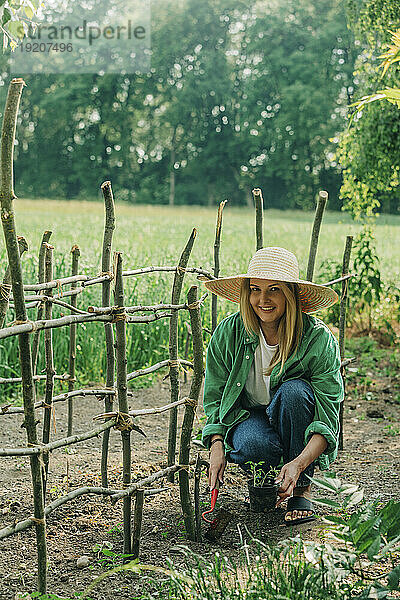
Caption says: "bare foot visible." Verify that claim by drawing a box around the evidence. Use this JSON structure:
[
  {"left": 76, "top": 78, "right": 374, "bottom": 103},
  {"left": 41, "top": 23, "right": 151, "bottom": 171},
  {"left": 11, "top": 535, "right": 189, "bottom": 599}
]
[{"left": 284, "top": 485, "right": 314, "bottom": 522}]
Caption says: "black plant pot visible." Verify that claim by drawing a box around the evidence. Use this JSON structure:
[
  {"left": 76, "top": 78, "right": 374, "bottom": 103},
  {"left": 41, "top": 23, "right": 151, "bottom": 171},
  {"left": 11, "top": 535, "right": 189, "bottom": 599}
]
[{"left": 247, "top": 479, "right": 279, "bottom": 513}]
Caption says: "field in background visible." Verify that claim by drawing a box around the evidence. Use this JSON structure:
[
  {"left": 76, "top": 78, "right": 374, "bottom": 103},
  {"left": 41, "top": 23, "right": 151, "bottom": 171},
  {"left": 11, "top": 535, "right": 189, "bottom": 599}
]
[{"left": 1, "top": 199, "right": 399, "bottom": 397}]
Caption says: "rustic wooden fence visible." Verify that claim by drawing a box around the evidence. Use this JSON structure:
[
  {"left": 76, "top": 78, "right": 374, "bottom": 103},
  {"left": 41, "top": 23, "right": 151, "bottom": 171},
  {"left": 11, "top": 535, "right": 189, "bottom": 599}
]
[{"left": 0, "top": 78, "right": 354, "bottom": 595}]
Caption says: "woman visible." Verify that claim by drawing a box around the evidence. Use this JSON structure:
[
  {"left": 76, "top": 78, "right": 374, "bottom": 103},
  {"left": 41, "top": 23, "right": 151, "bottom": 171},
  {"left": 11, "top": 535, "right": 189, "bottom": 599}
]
[{"left": 201, "top": 247, "right": 344, "bottom": 525}]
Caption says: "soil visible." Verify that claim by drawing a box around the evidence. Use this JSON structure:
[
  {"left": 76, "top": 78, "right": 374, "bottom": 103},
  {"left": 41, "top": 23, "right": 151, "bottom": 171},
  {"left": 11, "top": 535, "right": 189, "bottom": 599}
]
[{"left": 0, "top": 359, "right": 399, "bottom": 600}]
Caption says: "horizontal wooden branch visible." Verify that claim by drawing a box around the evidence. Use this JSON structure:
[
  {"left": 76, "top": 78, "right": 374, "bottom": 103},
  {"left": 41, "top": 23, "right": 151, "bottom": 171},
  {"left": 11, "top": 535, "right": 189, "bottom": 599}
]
[
  {"left": 24, "top": 275, "right": 88, "bottom": 291},
  {"left": 20, "top": 266, "right": 214, "bottom": 296},
  {"left": 127, "top": 358, "right": 193, "bottom": 382},
  {"left": 0, "top": 486, "right": 168, "bottom": 541},
  {"left": 322, "top": 273, "right": 356, "bottom": 286},
  {"left": 82, "top": 274, "right": 111, "bottom": 287},
  {"left": 129, "top": 312, "right": 172, "bottom": 323},
  {"left": 53, "top": 288, "right": 82, "bottom": 300},
  {"left": 110, "top": 464, "right": 181, "bottom": 502},
  {"left": 0, "top": 373, "right": 71, "bottom": 385},
  {"left": 1, "top": 358, "right": 192, "bottom": 408},
  {"left": 18, "top": 295, "right": 89, "bottom": 315},
  {"left": 341, "top": 357, "right": 356, "bottom": 368},
  {"left": 10, "top": 288, "right": 83, "bottom": 306},
  {"left": 87, "top": 293, "right": 208, "bottom": 316},
  {"left": 122, "top": 266, "right": 215, "bottom": 279},
  {"left": 1, "top": 358, "right": 193, "bottom": 388},
  {"left": 130, "top": 397, "right": 188, "bottom": 416},
  {"left": 94, "top": 397, "right": 189, "bottom": 421},
  {"left": 0, "top": 388, "right": 136, "bottom": 415},
  {"left": 0, "top": 310, "right": 172, "bottom": 340},
  {"left": 0, "top": 420, "right": 116, "bottom": 455}
]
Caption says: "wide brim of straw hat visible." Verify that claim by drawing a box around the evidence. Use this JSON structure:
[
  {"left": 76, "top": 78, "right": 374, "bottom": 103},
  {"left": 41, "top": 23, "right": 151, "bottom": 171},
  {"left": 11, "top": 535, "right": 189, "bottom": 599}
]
[{"left": 200, "top": 274, "right": 339, "bottom": 314}]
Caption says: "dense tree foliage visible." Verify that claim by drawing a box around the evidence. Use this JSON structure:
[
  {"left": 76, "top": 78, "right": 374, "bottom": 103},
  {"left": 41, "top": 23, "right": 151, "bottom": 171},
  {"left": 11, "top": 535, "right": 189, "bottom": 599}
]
[
  {"left": 1, "top": 0, "right": 357, "bottom": 208},
  {"left": 337, "top": 0, "right": 400, "bottom": 219}
]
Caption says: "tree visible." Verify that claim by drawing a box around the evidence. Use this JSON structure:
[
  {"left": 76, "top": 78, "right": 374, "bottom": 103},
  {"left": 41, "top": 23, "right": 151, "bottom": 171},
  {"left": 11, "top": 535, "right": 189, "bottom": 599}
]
[
  {"left": 10, "top": 0, "right": 356, "bottom": 208},
  {"left": 336, "top": 0, "right": 400, "bottom": 219}
]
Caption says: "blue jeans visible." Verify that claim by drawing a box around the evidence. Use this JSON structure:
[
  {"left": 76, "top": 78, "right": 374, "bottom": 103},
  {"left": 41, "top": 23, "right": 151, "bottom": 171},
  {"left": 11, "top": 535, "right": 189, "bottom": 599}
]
[{"left": 227, "top": 379, "right": 316, "bottom": 487}]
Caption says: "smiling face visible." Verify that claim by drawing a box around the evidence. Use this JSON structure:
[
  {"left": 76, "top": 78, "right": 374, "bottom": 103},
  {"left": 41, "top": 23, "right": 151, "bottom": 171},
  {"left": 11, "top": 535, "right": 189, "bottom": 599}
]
[{"left": 249, "top": 278, "right": 287, "bottom": 329}]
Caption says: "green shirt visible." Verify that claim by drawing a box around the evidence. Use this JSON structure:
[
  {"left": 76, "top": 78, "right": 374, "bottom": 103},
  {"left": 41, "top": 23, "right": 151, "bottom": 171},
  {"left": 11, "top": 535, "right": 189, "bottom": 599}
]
[{"left": 201, "top": 311, "right": 344, "bottom": 470}]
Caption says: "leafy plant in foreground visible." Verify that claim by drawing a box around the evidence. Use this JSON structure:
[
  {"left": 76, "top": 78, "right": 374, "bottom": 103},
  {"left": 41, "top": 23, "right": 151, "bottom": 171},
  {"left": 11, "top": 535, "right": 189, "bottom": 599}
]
[
  {"left": 308, "top": 471, "right": 400, "bottom": 599},
  {"left": 82, "top": 537, "right": 348, "bottom": 600}
]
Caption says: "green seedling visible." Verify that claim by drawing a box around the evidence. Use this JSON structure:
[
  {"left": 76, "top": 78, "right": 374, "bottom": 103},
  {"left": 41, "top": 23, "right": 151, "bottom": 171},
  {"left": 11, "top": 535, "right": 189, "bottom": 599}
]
[
  {"left": 91, "top": 541, "right": 133, "bottom": 570},
  {"left": 245, "top": 461, "right": 280, "bottom": 487},
  {"left": 106, "top": 522, "right": 123, "bottom": 536},
  {"left": 383, "top": 424, "right": 400, "bottom": 437}
]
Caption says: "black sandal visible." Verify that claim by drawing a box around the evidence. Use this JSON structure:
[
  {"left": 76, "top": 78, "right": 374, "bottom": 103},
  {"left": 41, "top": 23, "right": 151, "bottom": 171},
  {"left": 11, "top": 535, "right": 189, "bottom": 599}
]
[{"left": 284, "top": 496, "right": 316, "bottom": 526}]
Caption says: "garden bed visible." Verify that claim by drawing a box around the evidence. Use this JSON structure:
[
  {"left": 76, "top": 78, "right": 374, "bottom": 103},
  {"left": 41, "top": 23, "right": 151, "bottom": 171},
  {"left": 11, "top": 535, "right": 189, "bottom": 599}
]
[{"left": 0, "top": 339, "right": 399, "bottom": 600}]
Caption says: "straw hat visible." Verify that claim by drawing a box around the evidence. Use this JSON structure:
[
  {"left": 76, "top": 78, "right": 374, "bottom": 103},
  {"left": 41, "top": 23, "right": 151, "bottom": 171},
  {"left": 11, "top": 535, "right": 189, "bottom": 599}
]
[{"left": 201, "top": 247, "right": 338, "bottom": 313}]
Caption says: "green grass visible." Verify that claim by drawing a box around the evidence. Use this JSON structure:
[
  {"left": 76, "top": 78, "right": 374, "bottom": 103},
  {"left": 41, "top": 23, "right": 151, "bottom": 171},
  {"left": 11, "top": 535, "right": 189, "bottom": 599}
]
[{"left": 1, "top": 199, "right": 399, "bottom": 400}]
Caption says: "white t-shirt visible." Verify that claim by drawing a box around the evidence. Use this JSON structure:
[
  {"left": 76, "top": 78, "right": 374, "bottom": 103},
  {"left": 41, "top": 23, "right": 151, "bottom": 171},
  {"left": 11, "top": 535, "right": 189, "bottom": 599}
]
[{"left": 244, "top": 329, "right": 279, "bottom": 407}]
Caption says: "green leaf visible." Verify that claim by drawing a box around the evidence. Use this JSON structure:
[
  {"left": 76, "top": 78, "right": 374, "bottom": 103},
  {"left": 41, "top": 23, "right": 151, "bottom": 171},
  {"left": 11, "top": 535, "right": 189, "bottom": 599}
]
[
  {"left": 388, "top": 565, "right": 400, "bottom": 591},
  {"left": 24, "top": 5, "right": 33, "bottom": 19},
  {"left": 310, "top": 497, "right": 341, "bottom": 509},
  {"left": 367, "top": 535, "right": 381, "bottom": 560},
  {"left": 322, "top": 514, "right": 346, "bottom": 525},
  {"left": 376, "top": 533, "right": 400, "bottom": 559},
  {"left": 307, "top": 475, "right": 341, "bottom": 493},
  {"left": 378, "top": 501, "right": 400, "bottom": 540},
  {"left": 7, "top": 20, "right": 25, "bottom": 39},
  {"left": 346, "top": 489, "right": 364, "bottom": 507},
  {"left": 352, "top": 517, "right": 380, "bottom": 545},
  {"left": 2, "top": 7, "right": 11, "bottom": 25},
  {"left": 339, "top": 483, "right": 359, "bottom": 496}
]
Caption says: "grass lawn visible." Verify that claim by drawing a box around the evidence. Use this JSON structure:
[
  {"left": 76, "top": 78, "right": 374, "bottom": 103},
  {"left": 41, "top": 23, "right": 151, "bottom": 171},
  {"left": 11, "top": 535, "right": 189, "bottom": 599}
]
[
  {"left": 8, "top": 199, "right": 400, "bottom": 285},
  {"left": 1, "top": 198, "right": 399, "bottom": 391}
]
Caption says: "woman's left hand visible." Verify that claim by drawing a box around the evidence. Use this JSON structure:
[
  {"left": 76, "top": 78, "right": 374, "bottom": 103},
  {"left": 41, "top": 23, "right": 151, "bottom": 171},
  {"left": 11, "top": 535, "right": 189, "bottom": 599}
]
[{"left": 275, "top": 459, "right": 303, "bottom": 507}]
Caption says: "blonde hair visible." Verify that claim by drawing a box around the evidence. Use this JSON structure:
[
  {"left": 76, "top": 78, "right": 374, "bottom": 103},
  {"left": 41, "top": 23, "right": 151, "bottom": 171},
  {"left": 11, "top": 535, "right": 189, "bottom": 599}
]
[{"left": 239, "top": 279, "right": 303, "bottom": 376}]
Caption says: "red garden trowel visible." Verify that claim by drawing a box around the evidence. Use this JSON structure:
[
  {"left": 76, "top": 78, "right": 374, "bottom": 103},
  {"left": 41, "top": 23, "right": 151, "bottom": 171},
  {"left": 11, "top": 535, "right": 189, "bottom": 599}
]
[{"left": 201, "top": 480, "right": 233, "bottom": 542}]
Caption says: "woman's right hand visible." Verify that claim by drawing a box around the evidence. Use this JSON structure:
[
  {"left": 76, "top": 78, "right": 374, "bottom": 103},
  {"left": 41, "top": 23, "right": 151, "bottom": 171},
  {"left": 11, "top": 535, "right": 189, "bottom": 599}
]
[{"left": 208, "top": 440, "right": 226, "bottom": 490}]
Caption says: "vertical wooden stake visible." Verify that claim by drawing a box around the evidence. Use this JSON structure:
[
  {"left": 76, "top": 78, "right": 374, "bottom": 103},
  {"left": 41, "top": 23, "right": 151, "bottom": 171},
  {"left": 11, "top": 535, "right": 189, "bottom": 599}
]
[
  {"left": 339, "top": 236, "right": 353, "bottom": 451},
  {"left": 132, "top": 489, "right": 144, "bottom": 560},
  {"left": 179, "top": 285, "right": 204, "bottom": 541},
  {"left": 0, "top": 78, "right": 47, "bottom": 594},
  {"left": 42, "top": 243, "right": 55, "bottom": 496},
  {"left": 167, "top": 229, "right": 197, "bottom": 482},
  {"left": 183, "top": 321, "right": 191, "bottom": 384},
  {"left": 114, "top": 252, "right": 132, "bottom": 556},
  {"left": 100, "top": 181, "right": 116, "bottom": 488},
  {"left": 212, "top": 200, "right": 227, "bottom": 333},
  {"left": 194, "top": 454, "right": 204, "bottom": 542},
  {"left": 67, "top": 245, "right": 80, "bottom": 436},
  {"left": 307, "top": 191, "right": 328, "bottom": 282},
  {"left": 31, "top": 231, "right": 52, "bottom": 374},
  {"left": 0, "top": 236, "right": 28, "bottom": 328},
  {"left": 252, "top": 188, "right": 264, "bottom": 251}
]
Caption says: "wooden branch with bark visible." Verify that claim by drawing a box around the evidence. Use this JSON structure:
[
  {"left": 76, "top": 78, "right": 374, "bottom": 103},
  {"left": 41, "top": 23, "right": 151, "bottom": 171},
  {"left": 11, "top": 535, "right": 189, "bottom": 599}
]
[
  {"left": 178, "top": 285, "right": 204, "bottom": 541},
  {"left": 0, "top": 236, "right": 28, "bottom": 328},
  {"left": 67, "top": 245, "right": 81, "bottom": 436},
  {"left": 212, "top": 200, "right": 227, "bottom": 332},
  {"left": 253, "top": 188, "right": 264, "bottom": 251},
  {"left": 113, "top": 252, "right": 132, "bottom": 556},
  {"left": 168, "top": 229, "right": 197, "bottom": 482},
  {"left": 0, "top": 78, "right": 47, "bottom": 593},
  {"left": 307, "top": 190, "right": 328, "bottom": 282},
  {"left": 31, "top": 231, "right": 52, "bottom": 373},
  {"left": 100, "top": 181, "right": 116, "bottom": 488}
]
